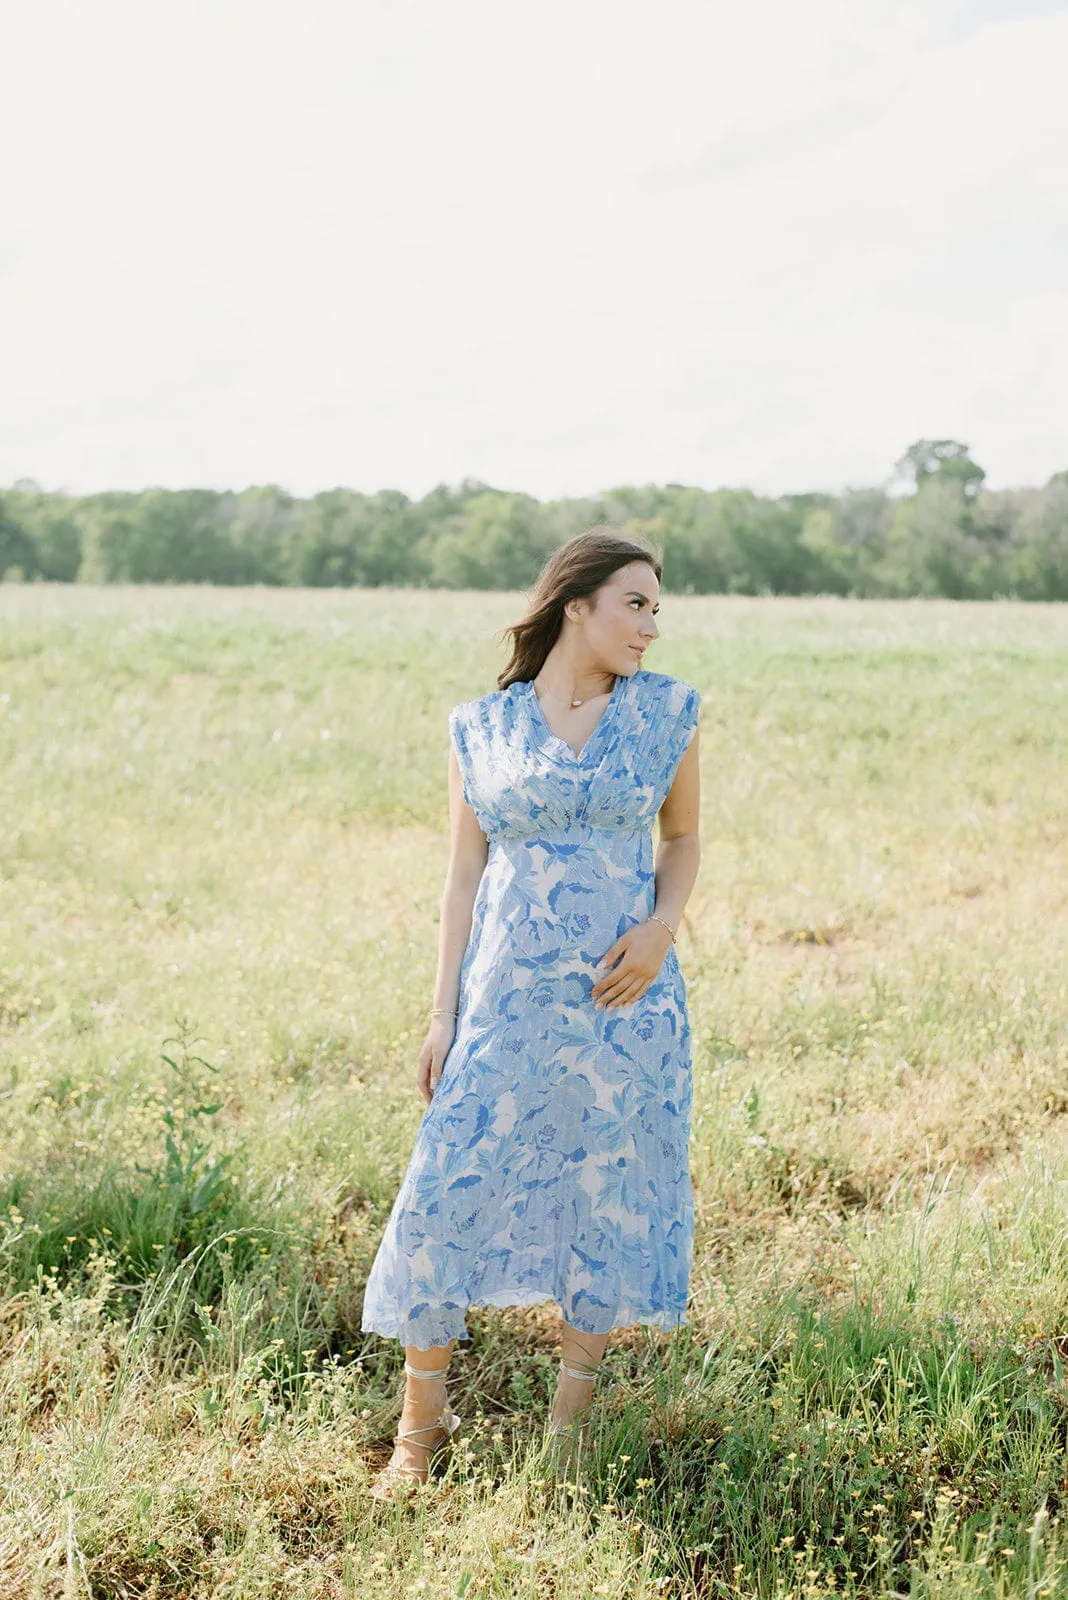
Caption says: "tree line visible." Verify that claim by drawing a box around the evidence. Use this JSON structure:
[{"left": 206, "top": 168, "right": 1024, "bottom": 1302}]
[{"left": 2, "top": 441, "right": 1066, "bottom": 599}]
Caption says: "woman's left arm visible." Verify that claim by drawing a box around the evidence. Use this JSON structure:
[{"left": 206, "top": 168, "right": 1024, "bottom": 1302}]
[{"left": 651, "top": 723, "right": 701, "bottom": 936}]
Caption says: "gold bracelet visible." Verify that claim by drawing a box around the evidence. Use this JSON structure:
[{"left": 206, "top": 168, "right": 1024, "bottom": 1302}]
[
  {"left": 430, "top": 1007, "right": 459, "bottom": 1017},
  {"left": 650, "top": 914, "right": 677, "bottom": 944}
]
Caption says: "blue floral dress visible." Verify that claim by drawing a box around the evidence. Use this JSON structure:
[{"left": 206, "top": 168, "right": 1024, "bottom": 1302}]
[{"left": 361, "top": 667, "right": 702, "bottom": 1350}]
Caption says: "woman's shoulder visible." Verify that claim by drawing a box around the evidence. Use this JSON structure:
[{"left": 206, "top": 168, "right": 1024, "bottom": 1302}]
[
  {"left": 448, "top": 682, "right": 519, "bottom": 728},
  {"left": 634, "top": 667, "right": 701, "bottom": 708}
]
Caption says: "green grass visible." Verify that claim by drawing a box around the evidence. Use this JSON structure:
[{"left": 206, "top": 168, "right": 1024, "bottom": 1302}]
[{"left": 0, "top": 583, "right": 1066, "bottom": 1598}]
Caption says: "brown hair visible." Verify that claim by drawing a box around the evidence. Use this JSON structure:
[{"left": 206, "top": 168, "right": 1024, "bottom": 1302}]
[{"left": 496, "top": 525, "right": 663, "bottom": 691}]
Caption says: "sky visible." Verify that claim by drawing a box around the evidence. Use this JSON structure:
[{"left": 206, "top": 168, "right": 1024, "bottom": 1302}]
[{"left": 3, "top": 0, "right": 1067, "bottom": 501}]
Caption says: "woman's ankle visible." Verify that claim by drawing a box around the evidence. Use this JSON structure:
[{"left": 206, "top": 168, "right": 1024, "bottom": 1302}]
[
  {"left": 551, "top": 1371, "right": 596, "bottom": 1427},
  {"left": 401, "top": 1374, "right": 448, "bottom": 1419}
]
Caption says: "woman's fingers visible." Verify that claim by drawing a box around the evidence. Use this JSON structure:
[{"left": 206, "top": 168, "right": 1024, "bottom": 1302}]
[
  {"left": 594, "top": 969, "right": 652, "bottom": 1007},
  {"left": 427, "top": 1050, "right": 447, "bottom": 1097}
]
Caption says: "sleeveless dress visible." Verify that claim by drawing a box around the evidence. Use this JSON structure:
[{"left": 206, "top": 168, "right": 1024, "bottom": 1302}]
[{"left": 360, "top": 667, "right": 702, "bottom": 1351}]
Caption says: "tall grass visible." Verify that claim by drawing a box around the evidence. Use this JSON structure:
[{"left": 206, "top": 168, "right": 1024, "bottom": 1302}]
[{"left": 0, "top": 584, "right": 1065, "bottom": 1597}]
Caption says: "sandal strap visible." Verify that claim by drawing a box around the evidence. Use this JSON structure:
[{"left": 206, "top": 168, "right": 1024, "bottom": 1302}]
[
  {"left": 560, "top": 1360, "right": 599, "bottom": 1381},
  {"left": 395, "top": 1422, "right": 449, "bottom": 1444},
  {"left": 394, "top": 1407, "right": 461, "bottom": 1446}
]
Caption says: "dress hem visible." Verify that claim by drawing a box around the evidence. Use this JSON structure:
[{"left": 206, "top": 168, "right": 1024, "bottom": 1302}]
[{"left": 361, "top": 1291, "right": 689, "bottom": 1350}]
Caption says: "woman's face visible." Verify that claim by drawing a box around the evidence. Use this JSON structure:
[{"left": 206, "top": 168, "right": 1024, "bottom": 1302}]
[{"left": 571, "top": 561, "right": 661, "bottom": 675}]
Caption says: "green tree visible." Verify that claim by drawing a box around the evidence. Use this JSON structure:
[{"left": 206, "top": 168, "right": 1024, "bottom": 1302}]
[
  {"left": 127, "top": 491, "right": 236, "bottom": 582},
  {"left": 1005, "top": 473, "right": 1068, "bottom": 600},
  {"left": 894, "top": 439, "right": 986, "bottom": 499},
  {"left": 219, "top": 485, "right": 298, "bottom": 585},
  {"left": 0, "top": 498, "right": 36, "bottom": 580},
  {"left": 429, "top": 492, "right": 548, "bottom": 589},
  {"left": 292, "top": 490, "right": 376, "bottom": 587},
  {"left": 77, "top": 491, "right": 234, "bottom": 583},
  {"left": 876, "top": 478, "right": 993, "bottom": 597},
  {"left": 77, "top": 500, "right": 139, "bottom": 582},
  {"left": 28, "top": 506, "right": 83, "bottom": 581}
]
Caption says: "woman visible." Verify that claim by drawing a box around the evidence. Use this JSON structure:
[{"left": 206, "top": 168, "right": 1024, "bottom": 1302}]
[{"left": 361, "top": 527, "right": 702, "bottom": 1499}]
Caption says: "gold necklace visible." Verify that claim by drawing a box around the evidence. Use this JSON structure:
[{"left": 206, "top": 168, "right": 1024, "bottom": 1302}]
[{"left": 535, "top": 673, "right": 612, "bottom": 709}]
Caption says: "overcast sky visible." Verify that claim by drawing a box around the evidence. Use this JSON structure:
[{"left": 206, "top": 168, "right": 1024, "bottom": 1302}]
[{"left": 3, "top": 0, "right": 1067, "bottom": 500}]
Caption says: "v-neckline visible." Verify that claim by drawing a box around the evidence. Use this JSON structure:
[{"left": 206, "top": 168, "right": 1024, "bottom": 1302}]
[{"left": 525, "top": 671, "right": 628, "bottom": 763}]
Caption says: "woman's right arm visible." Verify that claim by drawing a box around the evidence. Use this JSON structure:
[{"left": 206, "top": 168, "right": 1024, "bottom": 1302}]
[{"left": 416, "top": 745, "right": 489, "bottom": 1105}]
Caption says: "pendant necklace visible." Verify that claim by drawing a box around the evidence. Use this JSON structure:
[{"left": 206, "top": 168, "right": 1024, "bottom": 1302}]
[{"left": 535, "top": 675, "right": 610, "bottom": 709}]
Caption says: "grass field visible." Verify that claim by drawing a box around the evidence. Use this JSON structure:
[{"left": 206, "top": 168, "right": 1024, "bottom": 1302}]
[{"left": 1, "top": 583, "right": 1066, "bottom": 1599}]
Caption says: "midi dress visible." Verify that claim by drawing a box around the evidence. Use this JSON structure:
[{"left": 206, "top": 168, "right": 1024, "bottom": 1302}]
[{"left": 360, "top": 666, "right": 702, "bottom": 1351}]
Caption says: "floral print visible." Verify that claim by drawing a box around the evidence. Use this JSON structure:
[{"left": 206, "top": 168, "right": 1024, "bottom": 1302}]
[{"left": 360, "top": 668, "right": 702, "bottom": 1350}]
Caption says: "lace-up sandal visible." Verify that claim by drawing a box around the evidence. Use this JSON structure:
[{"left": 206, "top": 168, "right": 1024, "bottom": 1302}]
[
  {"left": 369, "top": 1360, "right": 462, "bottom": 1502},
  {"left": 545, "top": 1358, "right": 600, "bottom": 1485}
]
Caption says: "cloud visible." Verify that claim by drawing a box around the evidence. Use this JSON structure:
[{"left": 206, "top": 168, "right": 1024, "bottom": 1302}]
[{"left": 1, "top": 0, "right": 1066, "bottom": 498}]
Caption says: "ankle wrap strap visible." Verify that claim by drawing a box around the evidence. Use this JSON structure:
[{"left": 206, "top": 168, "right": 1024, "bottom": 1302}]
[
  {"left": 560, "top": 1360, "right": 600, "bottom": 1381},
  {"left": 404, "top": 1361, "right": 450, "bottom": 1380}
]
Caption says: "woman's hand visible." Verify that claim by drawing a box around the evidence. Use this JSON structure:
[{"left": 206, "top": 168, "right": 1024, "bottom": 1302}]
[
  {"left": 591, "top": 919, "right": 673, "bottom": 1010},
  {"left": 417, "top": 1018, "right": 456, "bottom": 1104}
]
